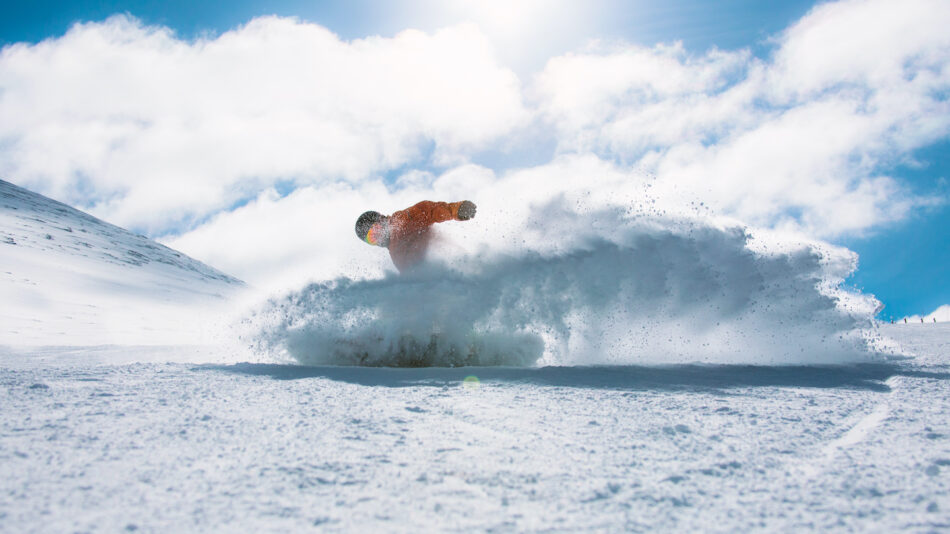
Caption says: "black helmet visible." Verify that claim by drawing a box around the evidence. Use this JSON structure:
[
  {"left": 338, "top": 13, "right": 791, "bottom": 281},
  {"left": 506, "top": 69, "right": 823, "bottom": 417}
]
[{"left": 355, "top": 210, "right": 384, "bottom": 241}]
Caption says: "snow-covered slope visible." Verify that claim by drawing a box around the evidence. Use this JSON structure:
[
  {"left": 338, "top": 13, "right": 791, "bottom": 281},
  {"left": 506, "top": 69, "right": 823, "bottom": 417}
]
[{"left": 0, "top": 179, "right": 246, "bottom": 346}]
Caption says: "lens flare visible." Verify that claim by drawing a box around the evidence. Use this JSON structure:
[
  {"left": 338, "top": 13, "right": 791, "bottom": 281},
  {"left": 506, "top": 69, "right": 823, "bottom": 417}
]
[
  {"left": 365, "top": 223, "right": 382, "bottom": 246},
  {"left": 463, "top": 375, "right": 480, "bottom": 390}
]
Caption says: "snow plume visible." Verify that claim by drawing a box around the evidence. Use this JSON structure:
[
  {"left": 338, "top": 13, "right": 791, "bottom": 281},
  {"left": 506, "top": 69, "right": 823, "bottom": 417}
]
[{"left": 243, "top": 202, "right": 883, "bottom": 367}]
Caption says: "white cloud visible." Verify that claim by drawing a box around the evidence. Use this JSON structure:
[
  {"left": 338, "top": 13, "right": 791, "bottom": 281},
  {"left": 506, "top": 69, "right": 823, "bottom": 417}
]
[
  {"left": 770, "top": 0, "right": 950, "bottom": 98},
  {"left": 397, "top": 0, "right": 603, "bottom": 73},
  {"left": 162, "top": 183, "right": 392, "bottom": 291},
  {"left": 3, "top": 0, "right": 950, "bottom": 288},
  {"left": 535, "top": 42, "right": 751, "bottom": 142},
  {"left": 0, "top": 15, "right": 528, "bottom": 233},
  {"left": 533, "top": 0, "right": 950, "bottom": 237}
]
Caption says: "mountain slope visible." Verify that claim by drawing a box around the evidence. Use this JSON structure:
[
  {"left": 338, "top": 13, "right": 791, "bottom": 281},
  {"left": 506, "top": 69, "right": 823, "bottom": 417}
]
[{"left": 0, "top": 179, "right": 246, "bottom": 346}]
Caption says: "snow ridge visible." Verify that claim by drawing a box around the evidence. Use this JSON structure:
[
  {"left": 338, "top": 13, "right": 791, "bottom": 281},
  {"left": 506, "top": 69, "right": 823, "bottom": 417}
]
[{"left": 0, "top": 179, "right": 242, "bottom": 286}]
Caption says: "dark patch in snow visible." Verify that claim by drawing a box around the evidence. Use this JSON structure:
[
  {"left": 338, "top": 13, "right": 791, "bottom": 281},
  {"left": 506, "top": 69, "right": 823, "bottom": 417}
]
[{"left": 197, "top": 362, "right": 922, "bottom": 391}]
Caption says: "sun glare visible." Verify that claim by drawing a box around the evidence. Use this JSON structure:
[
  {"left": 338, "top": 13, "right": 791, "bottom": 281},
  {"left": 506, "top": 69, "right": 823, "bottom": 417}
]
[{"left": 408, "top": 0, "right": 596, "bottom": 72}]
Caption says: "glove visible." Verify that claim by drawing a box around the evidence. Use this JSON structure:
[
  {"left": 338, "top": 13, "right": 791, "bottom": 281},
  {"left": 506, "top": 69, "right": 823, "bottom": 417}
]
[{"left": 457, "top": 200, "right": 477, "bottom": 221}]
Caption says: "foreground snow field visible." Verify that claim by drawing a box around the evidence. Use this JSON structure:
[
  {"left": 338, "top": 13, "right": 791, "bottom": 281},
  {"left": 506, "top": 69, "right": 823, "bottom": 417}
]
[{"left": 1, "top": 323, "right": 948, "bottom": 532}]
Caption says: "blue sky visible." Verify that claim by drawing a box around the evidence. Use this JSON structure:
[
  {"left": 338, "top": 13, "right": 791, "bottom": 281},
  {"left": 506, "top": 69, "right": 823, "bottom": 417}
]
[
  {"left": 1, "top": 0, "right": 947, "bottom": 318},
  {"left": 2, "top": 0, "right": 816, "bottom": 52},
  {"left": 842, "top": 140, "right": 950, "bottom": 320}
]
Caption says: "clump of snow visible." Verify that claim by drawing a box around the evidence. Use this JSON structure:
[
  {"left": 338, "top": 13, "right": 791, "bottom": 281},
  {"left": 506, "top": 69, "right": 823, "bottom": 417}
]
[
  {"left": 243, "top": 203, "right": 884, "bottom": 367},
  {"left": 0, "top": 179, "right": 246, "bottom": 346}
]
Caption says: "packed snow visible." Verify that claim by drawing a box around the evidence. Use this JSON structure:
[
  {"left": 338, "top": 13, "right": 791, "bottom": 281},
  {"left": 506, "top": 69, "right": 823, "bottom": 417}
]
[{"left": 2, "top": 180, "right": 949, "bottom": 532}]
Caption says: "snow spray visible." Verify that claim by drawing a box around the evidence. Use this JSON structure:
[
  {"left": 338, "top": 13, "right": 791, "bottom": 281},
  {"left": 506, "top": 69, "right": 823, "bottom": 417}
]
[{"left": 240, "top": 203, "right": 885, "bottom": 367}]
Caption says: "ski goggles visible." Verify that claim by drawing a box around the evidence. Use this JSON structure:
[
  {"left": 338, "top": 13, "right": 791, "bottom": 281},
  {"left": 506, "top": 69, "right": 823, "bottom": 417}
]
[{"left": 365, "top": 222, "right": 386, "bottom": 246}]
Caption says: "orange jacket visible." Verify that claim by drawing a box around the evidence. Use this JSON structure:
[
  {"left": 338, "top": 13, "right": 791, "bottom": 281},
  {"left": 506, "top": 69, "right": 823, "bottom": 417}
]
[{"left": 388, "top": 200, "right": 464, "bottom": 272}]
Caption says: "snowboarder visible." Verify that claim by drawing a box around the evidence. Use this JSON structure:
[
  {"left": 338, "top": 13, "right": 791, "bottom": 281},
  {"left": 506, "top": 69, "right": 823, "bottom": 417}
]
[{"left": 355, "top": 200, "right": 477, "bottom": 273}]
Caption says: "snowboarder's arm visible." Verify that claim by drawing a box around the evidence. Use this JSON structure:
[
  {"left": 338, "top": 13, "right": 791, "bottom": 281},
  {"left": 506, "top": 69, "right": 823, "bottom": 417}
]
[{"left": 399, "top": 200, "right": 476, "bottom": 225}]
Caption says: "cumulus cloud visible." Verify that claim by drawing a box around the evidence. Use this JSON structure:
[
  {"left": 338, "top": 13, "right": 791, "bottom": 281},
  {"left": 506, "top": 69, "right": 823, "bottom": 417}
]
[
  {"left": 0, "top": 15, "right": 528, "bottom": 233},
  {"left": 534, "top": 0, "right": 950, "bottom": 236},
  {"left": 2, "top": 0, "right": 950, "bottom": 290},
  {"left": 769, "top": 0, "right": 950, "bottom": 99}
]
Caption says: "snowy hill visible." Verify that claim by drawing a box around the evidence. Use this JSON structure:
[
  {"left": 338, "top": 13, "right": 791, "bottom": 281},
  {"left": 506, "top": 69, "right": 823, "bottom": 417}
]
[{"left": 0, "top": 179, "right": 246, "bottom": 346}]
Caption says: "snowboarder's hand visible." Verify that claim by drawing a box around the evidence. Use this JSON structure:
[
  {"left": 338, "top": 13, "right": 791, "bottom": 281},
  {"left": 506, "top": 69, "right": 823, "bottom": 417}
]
[{"left": 457, "top": 200, "right": 477, "bottom": 221}]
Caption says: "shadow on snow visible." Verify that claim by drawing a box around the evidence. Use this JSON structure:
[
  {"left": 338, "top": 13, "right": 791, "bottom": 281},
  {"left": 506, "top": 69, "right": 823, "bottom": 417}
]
[{"left": 193, "top": 362, "right": 950, "bottom": 393}]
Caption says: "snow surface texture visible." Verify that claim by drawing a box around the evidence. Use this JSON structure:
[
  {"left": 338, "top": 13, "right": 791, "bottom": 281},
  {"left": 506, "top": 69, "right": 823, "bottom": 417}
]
[
  {"left": 1, "top": 324, "right": 948, "bottom": 532},
  {"left": 0, "top": 179, "right": 246, "bottom": 346},
  {"left": 245, "top": 204, "right": 884, "bottom": 367}
]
